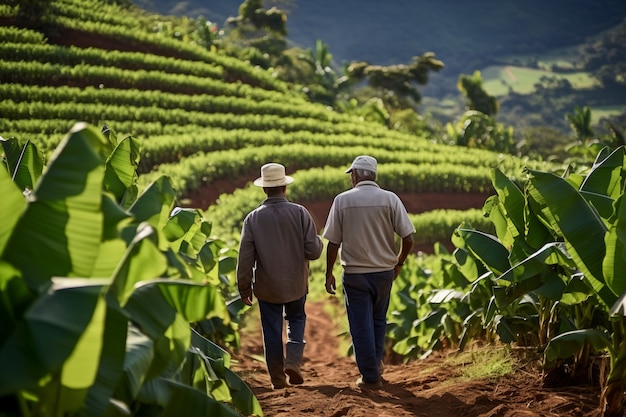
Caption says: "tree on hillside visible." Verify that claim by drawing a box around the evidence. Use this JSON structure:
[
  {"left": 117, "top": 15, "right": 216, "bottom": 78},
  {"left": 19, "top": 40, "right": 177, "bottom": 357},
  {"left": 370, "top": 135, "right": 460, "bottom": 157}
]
[
  {"left": 565, "top": 106, "right": 626, "bottom": 163},
  {"left": 221, "top": 0, "right": 288, "bottom": 66},
  {"left": 566, "top": 105, "right": 594, "bottom": 142},
  {"left": 457, "top": 70, "right": 498, "bottom": 116},
  {"left": 344, "top": 52, "right": 444, "bottom": 110},
  {"left": 441, "top": 71, "right": 515, "bottom": 154}
]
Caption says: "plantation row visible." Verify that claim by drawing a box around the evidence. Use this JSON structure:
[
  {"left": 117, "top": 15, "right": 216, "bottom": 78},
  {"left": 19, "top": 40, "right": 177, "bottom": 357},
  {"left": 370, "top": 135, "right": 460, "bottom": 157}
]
[
  {"left": 2, "top": 42, "right": 225, "bottom": 79},
  {"left": 46, "top": 0, "right": 286, "bottom": 93},
  {"left": 0, "top": 83, "right": 340, "bottom": 125},
  {"left": 0, "top": 60, "right": 292, "bottom": 102},
  {"left": 202, "top": 165, "right": 497, "bottom": 237},
  {"left": 139, "top": 142, "right": 553, "bottom": 198}
]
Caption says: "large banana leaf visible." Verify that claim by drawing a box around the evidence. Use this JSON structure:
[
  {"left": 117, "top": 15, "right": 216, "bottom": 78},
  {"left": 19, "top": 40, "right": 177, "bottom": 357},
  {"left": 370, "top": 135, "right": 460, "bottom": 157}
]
[
  {"left": 490, "top": 168, "right": 525, "bottom": 246},
  {"left": 452, "top": 228, "right": 510, "bottom": 276},
  {"left": 526, "top": 169, "right": 615, "bottom": 307},
  {"left": 82, "top": 302, "right": 129, "bottom": 417},
  {"left": 128, "top": 176, "right": 176, "bottom": 236},
  {"left": 604, "top": 195, "right": 626, "bottom": 297},
  {"left": 493, "top": 242, "right": 572, "bottom": 308},
  {"left": 0, "top": 166, "right": 26, "bottom": 255},
  {"left": 1, "top": 137, "right": 44, "bottom": 191},
  {"left": 104, "top": 136, "right": 141, "bottom": 209},
  {"left": 2, "top": 124, "right": 109, "bottom": 290},
  {"left": 109, "top": 223, "right": 168, "bottom": 306},
  {"left": 544, "top": 329, "right": 612, "bottom": 368},
  {"left": 580, "top": 146, "right": 625, "bottom": 200},
  {"left": 139, "top": 378, "right": 241, "bottom": 417},
  {"left": 0, "top": 279, "right": 108, "bottom": 396}
]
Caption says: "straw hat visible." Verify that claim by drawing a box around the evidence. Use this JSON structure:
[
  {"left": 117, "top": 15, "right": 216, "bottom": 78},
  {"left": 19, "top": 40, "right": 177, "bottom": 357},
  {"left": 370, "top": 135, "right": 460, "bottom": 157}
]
[{"left": 253, "top": 163, "right": 295, "bottom": 187}]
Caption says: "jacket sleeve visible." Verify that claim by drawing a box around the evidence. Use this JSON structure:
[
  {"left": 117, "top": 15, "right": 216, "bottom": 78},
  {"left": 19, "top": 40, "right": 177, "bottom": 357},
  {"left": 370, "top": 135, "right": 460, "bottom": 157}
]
[
  {"left": 236, "top": 217, "right": 255, "bottom": 300},
  {"left": 302, "top": 207, "right": 323, "bottom": 260}
]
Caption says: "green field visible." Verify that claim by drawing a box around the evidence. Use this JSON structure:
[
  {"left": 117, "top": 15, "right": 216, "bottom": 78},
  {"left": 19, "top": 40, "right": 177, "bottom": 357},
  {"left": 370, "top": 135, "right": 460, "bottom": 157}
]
[{"left": 481, "top": 65, "right": 599, "bottom": 97}]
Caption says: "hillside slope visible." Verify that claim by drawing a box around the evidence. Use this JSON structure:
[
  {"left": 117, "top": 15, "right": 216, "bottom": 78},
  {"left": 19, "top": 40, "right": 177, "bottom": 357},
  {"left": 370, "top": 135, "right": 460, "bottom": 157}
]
[{"left": 0, "top": 0, "right": 557, "bottom": 251}]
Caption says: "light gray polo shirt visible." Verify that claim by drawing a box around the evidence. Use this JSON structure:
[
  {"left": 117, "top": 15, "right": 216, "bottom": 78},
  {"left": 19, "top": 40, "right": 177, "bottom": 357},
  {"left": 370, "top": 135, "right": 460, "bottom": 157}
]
[{"left": 323, "top": 181, "right": 416, "bottom": 274}]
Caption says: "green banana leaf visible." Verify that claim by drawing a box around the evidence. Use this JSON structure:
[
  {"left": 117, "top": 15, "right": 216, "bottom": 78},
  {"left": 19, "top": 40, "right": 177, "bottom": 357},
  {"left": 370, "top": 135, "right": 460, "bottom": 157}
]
[
  {"left": 140, "top": 378, "right": 241, "bottom": 417},
  {"left": 453, "top": 228, "right": 510, "bottom": 276},
  {"left": 0, "top": 166, "right": 26, "bottom": 255},
  {"left": 83, "top": 303, "right": 129, "bottom": 417},
  {"left": 1, "top": 137, "right": 44, "bottom": 191},
  {"left": 109, "top": 223, "right": 168, "bottom": 306},
  {"left": 0, "top": 279, "right": 108, "bottom": 396},
  {"left": 580, "top": 146, "right": 625, "bottom": 201},
  {"left": 526, "top": 169, "right": 615, "bottom": 307},
  {"left": 490, "top": 168, "right": 525, "bottom": 246},
  {"left": 104, "top": 136, "right": 141, "bottom": 209},
  {"left": 544, "top": 329, "right": 612, "bottom": 368},
  {"left": 2, "top": 124, "right": 109, "bottom": 290},
  {"left": 604, "top": 195, "right": 626, "bottom": 297},
  {"left": 128, "top": 176, "right": 177, "bottom": 235}
]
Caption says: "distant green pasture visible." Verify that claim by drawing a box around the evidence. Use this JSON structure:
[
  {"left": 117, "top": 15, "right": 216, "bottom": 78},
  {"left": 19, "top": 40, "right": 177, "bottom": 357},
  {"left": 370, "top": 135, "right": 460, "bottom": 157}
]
[
  {"left": 591, "top": 105, "right": 626, "bottom": 125},
  {"left": 481, "top": 65, "right": 599, "bottom": 97}
]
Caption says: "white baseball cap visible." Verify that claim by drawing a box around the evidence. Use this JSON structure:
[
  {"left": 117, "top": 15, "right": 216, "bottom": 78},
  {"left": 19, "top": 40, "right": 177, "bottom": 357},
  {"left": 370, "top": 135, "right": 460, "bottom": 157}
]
[{"left": 345, "top": 155, "right": 377, "bottom": 174}]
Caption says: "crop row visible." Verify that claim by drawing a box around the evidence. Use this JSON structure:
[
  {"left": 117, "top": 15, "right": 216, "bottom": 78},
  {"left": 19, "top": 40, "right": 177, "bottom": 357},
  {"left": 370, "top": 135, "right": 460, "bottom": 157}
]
[
  {"left": 141, "top": 144, "right": 498, "bottom": 201},
  {"left": 408, "top": 209, "right": 494, "bottom": 247},
  {"left": 0, "top": 83, "right": 341, "bottom": 125},
  {"left": 203, "top": 165, "right": 494, "bottom": 237},
  {"left": 51, "top": 0, "right": 151, "bottom": 30},
  {"left": 0, "top": 59, "right": 290, "bottom": 101},
  {"left": 47, "top": 14, "right": 287, "bottom": 91},
  {"left": 1, "top": 43, "right": 225, "bottom": 79},
  {"left": 1, "top": 14, "right": 287, "bottom": 92},
  {"left": 139, "top": 140, "right": 551, "bottom": 194},
  {"left": 1, "top": 99, "right": 400, "bottom": 146},
  {"left": 0, "top": 27, "right": 46, "bottom": 44}
]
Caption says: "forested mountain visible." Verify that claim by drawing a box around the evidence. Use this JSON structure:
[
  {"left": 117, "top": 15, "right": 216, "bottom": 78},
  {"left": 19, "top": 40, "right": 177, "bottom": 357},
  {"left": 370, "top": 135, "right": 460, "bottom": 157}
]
[
  {"left": 134, "top": 0, "right": 626, "bottom": 134},
  {"left": 134, "top": 0, "right": 625, "bottom": 71}
]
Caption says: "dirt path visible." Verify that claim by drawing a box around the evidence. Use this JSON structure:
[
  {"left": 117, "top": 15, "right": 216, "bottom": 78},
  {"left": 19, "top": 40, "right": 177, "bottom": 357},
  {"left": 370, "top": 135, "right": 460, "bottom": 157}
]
[{"left": 232, "top": 301, "right": 601, "bottom": 417}]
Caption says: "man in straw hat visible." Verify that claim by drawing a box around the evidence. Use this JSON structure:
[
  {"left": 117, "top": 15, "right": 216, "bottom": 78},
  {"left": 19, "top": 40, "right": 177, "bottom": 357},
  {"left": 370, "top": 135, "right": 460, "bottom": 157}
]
[
  {"left": 237, "top": 162, "right": 323, "bottom": 389},
  {"left": 322, "top": 155, "right": 415, "bottom": 390}
]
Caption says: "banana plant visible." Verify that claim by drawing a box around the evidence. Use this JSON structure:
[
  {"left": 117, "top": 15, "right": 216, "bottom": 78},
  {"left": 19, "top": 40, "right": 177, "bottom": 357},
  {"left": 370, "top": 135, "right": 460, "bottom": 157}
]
[
  {"left": 450, "top": 146, "right": 626, "bottom": 416},
  {"left": 0, "top": 123, "right": 261, "bottom": 417}
]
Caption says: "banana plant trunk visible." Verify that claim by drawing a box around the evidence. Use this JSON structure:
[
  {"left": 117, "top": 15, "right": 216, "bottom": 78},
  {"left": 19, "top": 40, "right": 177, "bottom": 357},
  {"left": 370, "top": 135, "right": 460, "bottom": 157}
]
[{"left": 601, "top": 319, "right": 626, "bottom": 416}]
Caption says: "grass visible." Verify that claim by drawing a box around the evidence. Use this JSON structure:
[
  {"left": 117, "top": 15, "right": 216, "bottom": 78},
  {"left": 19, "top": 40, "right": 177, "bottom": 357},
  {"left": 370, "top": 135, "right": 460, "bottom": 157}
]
[{"left": 445, "top": 344, "right": 514, "bottom": 382}]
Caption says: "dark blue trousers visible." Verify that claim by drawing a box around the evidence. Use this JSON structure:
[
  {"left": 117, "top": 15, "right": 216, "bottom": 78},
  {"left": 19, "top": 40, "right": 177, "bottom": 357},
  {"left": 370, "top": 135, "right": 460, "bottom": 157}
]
[
  {"left": 342, "top": 270, "right": 394, "bottom": 383},
  {"left": 257, "top": 295, "right": 307, "bottom": 385}
]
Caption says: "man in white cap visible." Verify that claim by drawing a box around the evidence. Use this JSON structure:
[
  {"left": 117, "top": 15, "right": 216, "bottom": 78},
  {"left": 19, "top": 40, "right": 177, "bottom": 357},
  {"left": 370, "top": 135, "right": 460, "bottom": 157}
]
[
  {"left": 237, "top": 162, "right": 323, "bottom": 389},
  {"left": 322, "top": 155, "right": 415, "bottom": 390}
]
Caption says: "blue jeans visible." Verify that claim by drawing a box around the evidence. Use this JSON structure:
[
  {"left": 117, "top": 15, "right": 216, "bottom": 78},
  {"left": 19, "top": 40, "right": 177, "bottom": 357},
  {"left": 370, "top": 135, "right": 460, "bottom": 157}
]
[
  {"left": 257, "top": 295, "right": 307, "bottom": 385},
  {"left": 342, "top": 270, "right": 394, "bottom": 383}
]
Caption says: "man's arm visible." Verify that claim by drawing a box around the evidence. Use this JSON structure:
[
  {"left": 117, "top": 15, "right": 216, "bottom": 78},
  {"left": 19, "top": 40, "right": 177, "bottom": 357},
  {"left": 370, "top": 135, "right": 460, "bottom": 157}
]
[
  {"left": 236, "top": 222, "right": 255, "bottom": 305},
  {"left": 393, "top": 234, "right": 414, "bottom": 278},
  {"left": 325, "top": 242, "right": 340, "bottom": 294},
  {"left": 302, "top": 209, "right": 323, "bottom": 260}
]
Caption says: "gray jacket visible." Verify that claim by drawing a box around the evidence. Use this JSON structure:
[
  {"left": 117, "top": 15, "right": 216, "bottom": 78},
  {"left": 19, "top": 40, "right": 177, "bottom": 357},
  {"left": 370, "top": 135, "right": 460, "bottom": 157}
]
[{"left": 237, "top": 197, "right": 323, "bottom": 303}]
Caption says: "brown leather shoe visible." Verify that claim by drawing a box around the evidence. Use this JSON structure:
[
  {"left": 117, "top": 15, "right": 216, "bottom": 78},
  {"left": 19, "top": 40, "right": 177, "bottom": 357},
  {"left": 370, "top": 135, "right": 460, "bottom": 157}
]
[
  {"left": 271, "top": 379, "right": 287, "bottom": 390},
  {"left": 356, "top": 376, "right": 382, "bottom": 390},
  {"left": 285, "top": 363, "right": 304, "bottom": 385}
]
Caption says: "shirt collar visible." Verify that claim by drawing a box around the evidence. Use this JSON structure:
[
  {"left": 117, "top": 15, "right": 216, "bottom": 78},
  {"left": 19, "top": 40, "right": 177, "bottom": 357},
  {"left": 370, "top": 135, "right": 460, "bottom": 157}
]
[
  {"left": 355, "top": 180, "right": 379, "bottom": 188},
  {"left": 262, "top": 196, "right": 289, "bottom": 205}
]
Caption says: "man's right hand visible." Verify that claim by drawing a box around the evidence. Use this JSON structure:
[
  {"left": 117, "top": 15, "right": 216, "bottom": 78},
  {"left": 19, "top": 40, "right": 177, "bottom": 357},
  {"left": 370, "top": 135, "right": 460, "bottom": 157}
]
[{"left": 325, "top": 274, "right": 336, "bottom": 295}]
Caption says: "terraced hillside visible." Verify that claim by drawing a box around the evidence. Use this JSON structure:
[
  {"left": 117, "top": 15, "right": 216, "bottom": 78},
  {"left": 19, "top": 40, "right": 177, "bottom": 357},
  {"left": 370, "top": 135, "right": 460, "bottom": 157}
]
[{"left": 0, "top": 0, "right": 557, "bottom": 252}]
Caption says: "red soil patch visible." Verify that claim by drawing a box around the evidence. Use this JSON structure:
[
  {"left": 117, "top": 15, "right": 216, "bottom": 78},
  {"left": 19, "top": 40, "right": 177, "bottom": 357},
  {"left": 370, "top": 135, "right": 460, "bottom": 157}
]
[{"left": 232, "top": 301, "right": 601, "bottom": 417}]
